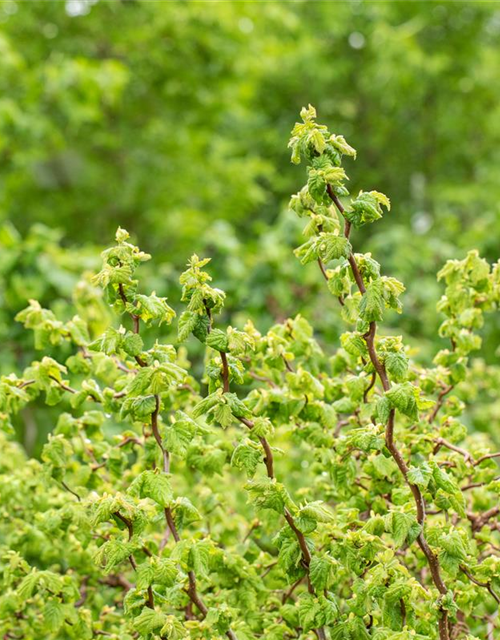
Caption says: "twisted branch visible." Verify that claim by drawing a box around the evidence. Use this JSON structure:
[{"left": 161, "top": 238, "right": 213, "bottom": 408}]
[{"left": 326, "top": 184, "right": 450, "bottom": 640}]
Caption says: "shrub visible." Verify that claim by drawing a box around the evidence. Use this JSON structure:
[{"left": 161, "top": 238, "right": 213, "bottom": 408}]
[{"left": 1, "top": 107, "right": 499, "bottom": 640}]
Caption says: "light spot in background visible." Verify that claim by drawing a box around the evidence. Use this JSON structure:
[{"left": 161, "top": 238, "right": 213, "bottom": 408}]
[
  {"left": 432, "top": 4, "right": 448, "bottom": 19},
  {"left": 348, "top": 32, "right": 365, "bottom": 50},
  {"left": 66, "top": 0, "right": 92, "bottom": 18},
  {"left": 42, "top": 23, "right": 59, "bottom": 39},
  {"left": 486, "top": 11, "right": 500, "bottom": 35},
  {"left": 301, "top": 460, "right": 309, "bottom": 469},
  {"left": 349, "top": 0, "right": 364, "bottom": 15},
  {"left": 2, "top": 2, "right": 17, "bottom": 15},
  {"left": 410, "top": 172, "right": 427, "bottom": 202},
  {"left": 459, "top": 6, "right": 475, "bottom": 24},
  {"left": 65, "top": 0, "right": 87, "bottom": 17},
  {"left": 412, "top": 212, "right": 432, "bottom": 235},
  {"left": 239, "top": 17, "right": 254, "bottom": 35}
]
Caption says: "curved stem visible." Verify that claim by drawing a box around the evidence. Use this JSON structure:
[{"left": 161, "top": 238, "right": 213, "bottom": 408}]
[
  {"left": 327, "top": 188, "right": 450, "bottom": 639},
  {"left": 460, "top": 566, "right": 500, "bottom": 605},
  {"left": 113, "top": 511, "right": 154, "bottom": 608},
  {"left": 428, "top": 384, "right": 454, "bottom": 423},
  {"left": 205, "top": 313, "right": 325, "bottom": 638},
  {"left": 119, "top": 285, "right": 236, "bottom": 636},
  {"left": 220, "top": 352, "right": 230, "bottom": 393}
]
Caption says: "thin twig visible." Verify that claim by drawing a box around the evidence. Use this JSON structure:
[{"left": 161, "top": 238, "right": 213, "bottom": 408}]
[
  {"left": 428, "top": 384, "right": 454, "bottom": 423},
  {"left": 460, "top": 566, "right": 500, "bottom": 605}
]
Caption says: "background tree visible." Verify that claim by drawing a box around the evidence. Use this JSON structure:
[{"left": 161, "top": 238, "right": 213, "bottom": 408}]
[{"left": 0, "top": 2, "right": 499, "bottom": 447}]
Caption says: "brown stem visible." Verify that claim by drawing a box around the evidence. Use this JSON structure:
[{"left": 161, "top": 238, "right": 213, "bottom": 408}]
[
  {"left": 164, "top": 507, "right": 181, "bottom": 542},
  {"left": 260, "top": 561, "right": 278, "bottom": 578},
  {"left": 460, "top": 566, "right": 500, "bottom": 605},
  {"left": 258, "top": 437, "right": 275, "bottom": 478},
  {"left": 284, "top": 511, "right": 311, "bottom": 567},
  {"left": 363, "top": 323, "right": 388, "bottom": 391},
  {"left": 282, "top": 576, "right": 305, "bottom": 604},
  {"left": 165, "top": 504, "right": 235, "bottom": 635},
  {"left": 316, "top": 257, "right": 345, "bottom": 306},
  {"left": 220, "top": 351, "right": 230, "bottom": 393},
  {"left": 204, "top": 302, "right": 213, "bottom": 332},
  {"left": 433, "top": 438, "right": 473, "bottom": 463},
  {"left": 75, "top": 576, "right": 89, "bottom": 607},
  {"left": 209, "top": 321, "right": 324, "bottom": 636},
  {"left": 326, "top": 185, "right": 351, "bottom": 238},
  {"left": 363, "top": 372, "right": 376, "bottom": 403},
  {"left": 468, "top": 506, "right": 500, "bottom": 532},
  {"left": 238, "top": 417, "right": 275, "bottom": 480},
  {"left": 428, "top": 385, "right": 454, "bottom": 423},
  {"left": 434, "top": 439, "right": 500, "bottom": 468},
  {"left": 118, "top": 436, "right": 143, "bottom": 448},
  {"left": 400, "top": 598, "right": 407, "bottom": 626},
  {"left": 243, "top": 521, "right": 260, "bottom": 543},
  {"left": 132, "top": 315, "right": 140, "bottom": 335},
  {"left": 114, "top": 511, "right": 134, "bottom": 539},
  {"left": 100, "top": 574, "right": 134, "bottom": 591},
  {"left": 113, "top": 511, "right": 154, "bottom": 608},
  {"left": 18, "top": 379, "right": 36, "bottom": 389},
  {"left": 61, "top": 481, "right": 81, "bottom": 501},
  {"left": 475, "top": 452, "right": 500, "bottom": 466},
  {"left": 349, "top": 255, "right": 366, "bottom": 293},
  {"left": 152, "top": 402, "right": 228, "bottom": 632},
  {"left": 118, "top": 283, "right": 147, "bottom": 365},
  {"left": 151, "top": 394, "right": 169, "bottom": 474},
  {"left": 327, "top": 186, "right": 450, "bottom": 639},
  {"left": 161, "top": 474, "right": 213, "bottom": 619},
  {"left": 186, "top": 570, "right": 208, "bottom": 616},
  {"left": 118, "top": 283, "right": 140, "bottom": 335},
  {"left": 315, "top": 627, "right": 327, "bottom": 640},
  {"left": 49, "top": 375, "right": 77, "bottom": 395},
  {"left": 248, "top": 371, "right": 278, "bottom": 388},
  {"left": 462, "top": 479, "right": 496, "bottom": 491},
  {"left": 317, "top": 258, "right": 328, "bottom": 282}
]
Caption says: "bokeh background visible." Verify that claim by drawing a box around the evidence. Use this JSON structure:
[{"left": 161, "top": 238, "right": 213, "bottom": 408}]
[{"left": 1, "top": 0, "right": 499, "bottom": 451}]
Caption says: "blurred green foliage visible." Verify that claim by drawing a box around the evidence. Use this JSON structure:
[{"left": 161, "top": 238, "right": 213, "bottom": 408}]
[{"left": 0, "top": 1, "right": 499, "bottom": 449}]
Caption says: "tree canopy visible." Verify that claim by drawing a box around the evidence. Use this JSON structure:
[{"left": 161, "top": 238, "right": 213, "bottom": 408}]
[{"left": 1, "top": 2, "right": 500, "bottom": 357}]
